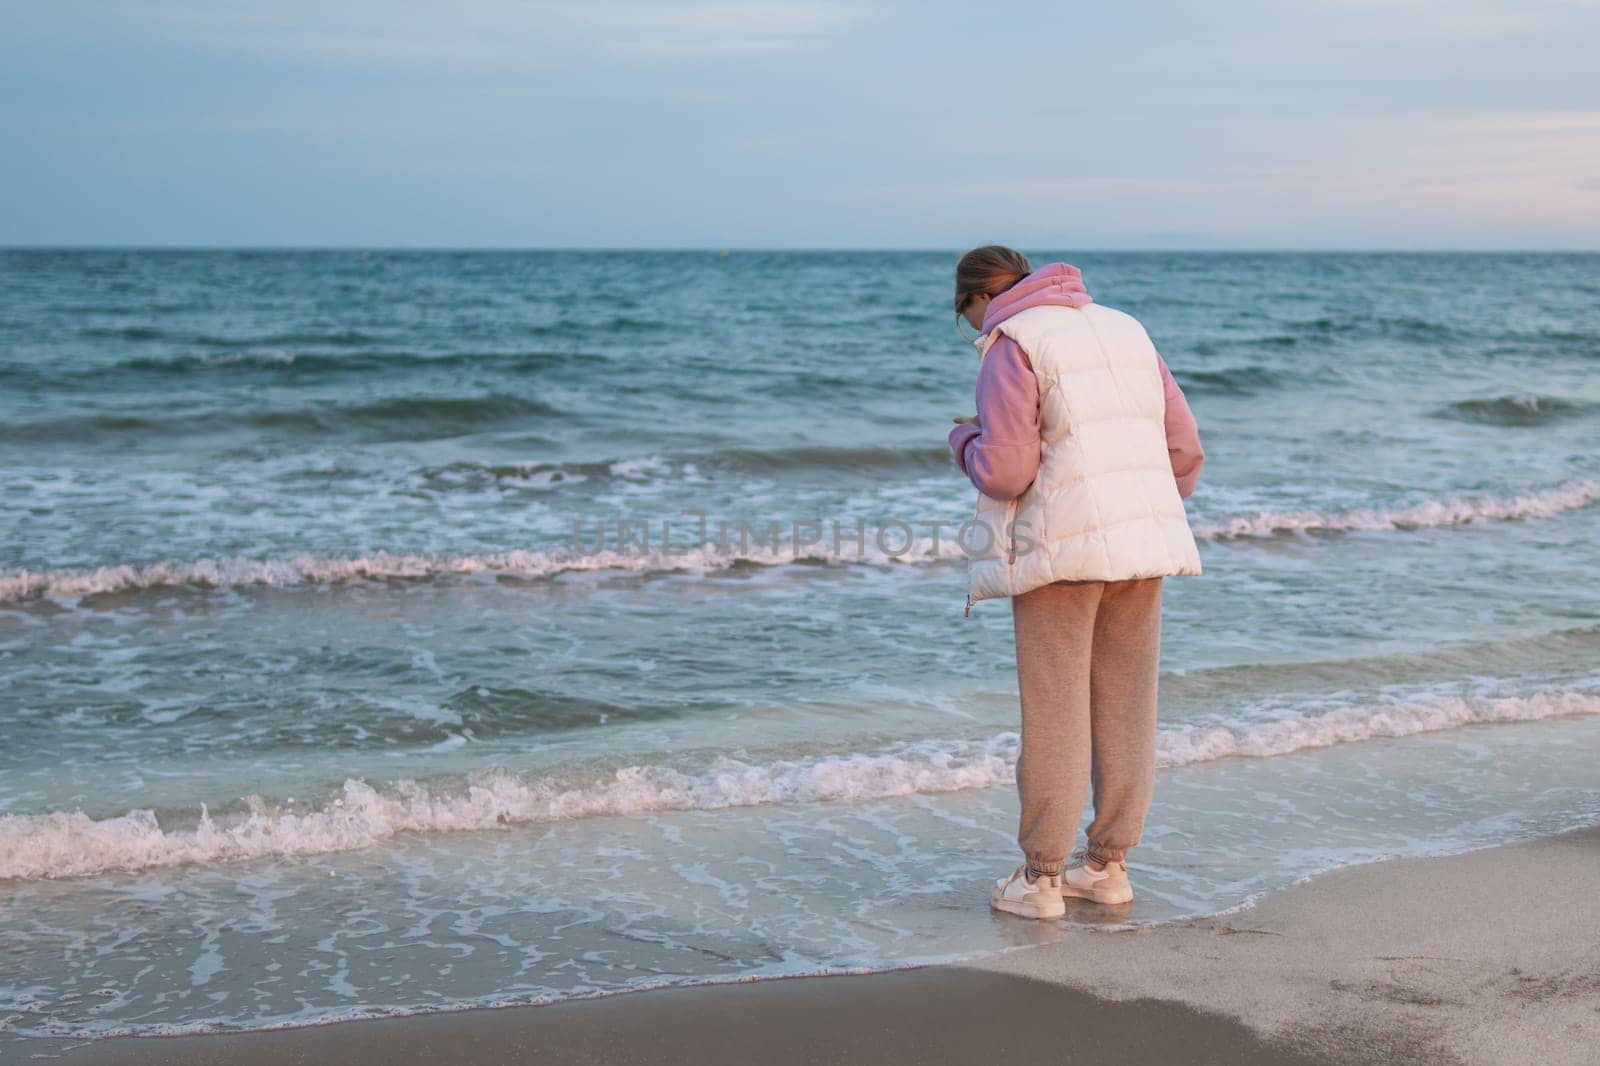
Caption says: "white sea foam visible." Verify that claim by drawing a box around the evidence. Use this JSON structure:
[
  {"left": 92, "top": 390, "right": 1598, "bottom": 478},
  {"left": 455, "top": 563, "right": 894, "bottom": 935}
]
[
  {"left": 0, "top": 737, "right": 1019, "bottom": 881},
  {"left": 608, "top": 455, "right": 674, "bottom": 478},
  {"left": 3, "top": 687, "right": 1594, "bottom": 882},
  {"left": 0, "top": 532, "right": 936, "bottom": 603},
  {"left": 1190, "top": 478, "right": 1599, "bottom": 540},
  {"left": 4, "top": 480, "right": 1596, "bottom": 603},
  {"left": 1156, "top": 686, "right": 1600, "bottom": 764}
]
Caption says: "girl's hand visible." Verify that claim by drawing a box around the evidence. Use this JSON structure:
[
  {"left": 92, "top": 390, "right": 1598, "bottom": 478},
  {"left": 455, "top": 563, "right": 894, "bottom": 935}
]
[{"left": 953, "top": 415, "right": 982, "bottom": 427}]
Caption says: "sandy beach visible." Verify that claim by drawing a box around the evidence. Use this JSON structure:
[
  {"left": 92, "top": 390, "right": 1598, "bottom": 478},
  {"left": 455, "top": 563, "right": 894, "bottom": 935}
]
[{"left": 49, "top": 823, "right": 1598, "bottom": 1066}]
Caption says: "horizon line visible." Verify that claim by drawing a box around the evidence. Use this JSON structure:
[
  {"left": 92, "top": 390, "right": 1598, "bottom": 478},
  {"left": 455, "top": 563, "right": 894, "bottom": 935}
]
[{"left": 3, "top": 243, "right": 1598, "bottom": 255}]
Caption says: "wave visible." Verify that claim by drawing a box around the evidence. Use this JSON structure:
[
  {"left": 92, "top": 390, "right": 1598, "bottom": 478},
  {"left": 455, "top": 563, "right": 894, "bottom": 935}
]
[
  {"left": 4, "top": 686, "right": 1594, "bottom": 881},
  {"left": 78, "top": 325, "right": 168, "bottom": 341},
  {"left": 0, "top": 349, "right": 591, "bottom": 386},
  {"left": 418, "top": 444, "right": 951, "bottom": 489},
  {"left": 1190, "top": 479, "right": 1600, "bottom": 540},
  {"left": 440, "top": 686, "right": 687, "bottom": 733},
  {"left": 1368, "top": 314, "right": 1459, "bottom": 342},
  {"left": 1185, "top": 314, "right": 1451, "bottom": 351},
  {"left": 76, "top": 327, "right": 384, "bottom": 347},
  {"left": 0, "top": 393, "right": 560, "bottom": 444},
  {"left": 0, "top": 534, "right": 931, "bottom": 602},
  {"left": 1433, "top": 393, "right": 1600, "bottom": 427},
  {"left": 1286, "top": 316, "right": 1357, "bottom": 335},
  {"left": 1155, "top": 686, "right": 1598, "bottom": 765},
  {"left": 5, "top": 479, "right": 1596, "bottom": 602},
  {"left": 1168, "top": 622, "right": 1600, "bottom": 704},
  {"left": 1172, "top": 364, "right": 1289, "bottom": 396},
  {"left": 145, "top": 349, "right": 584, "bottom": 375}
]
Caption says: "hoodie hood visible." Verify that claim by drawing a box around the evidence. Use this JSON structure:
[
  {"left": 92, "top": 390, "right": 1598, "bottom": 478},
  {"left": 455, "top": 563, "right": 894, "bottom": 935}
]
[{"left": 980, "top": 262, "right": 1093, "bottom": 335}]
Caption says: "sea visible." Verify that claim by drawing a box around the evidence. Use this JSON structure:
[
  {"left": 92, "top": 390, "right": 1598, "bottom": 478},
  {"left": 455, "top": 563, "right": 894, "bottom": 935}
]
[{"left": 1, "top": 249, "right": 1597, "bottom": 1054}]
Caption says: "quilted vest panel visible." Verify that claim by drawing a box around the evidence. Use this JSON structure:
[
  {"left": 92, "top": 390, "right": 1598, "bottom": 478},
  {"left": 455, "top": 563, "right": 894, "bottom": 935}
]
[{"left": 964, "top": 302, "right": 1203, "bottom": 612}]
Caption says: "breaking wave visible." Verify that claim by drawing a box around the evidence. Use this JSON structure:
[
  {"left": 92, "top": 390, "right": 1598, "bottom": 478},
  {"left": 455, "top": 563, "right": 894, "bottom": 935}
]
[
  {"left": 4, "top": 686, "right": 1595, "bottom": 881},
  {"left": 1434, "top": 393, "right": 1599, "bottom": 427},
  {"left": 417, "top": 444, "right": 952, "bottom": 490},
  {"left": 5, "top": 479, "right": 1596, "bottom": 603},
  {"left": 0, "top": 535, "right": 927, "bottom": 603},
  {"left": 1191, "top": 479, "right": 1599, "bottom": 540}
]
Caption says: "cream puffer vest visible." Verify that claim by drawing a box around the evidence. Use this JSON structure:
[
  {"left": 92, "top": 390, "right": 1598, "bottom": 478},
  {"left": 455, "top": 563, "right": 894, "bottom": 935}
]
[{"left": 962, "top": 302, "right": 1203, "bottom": 615}]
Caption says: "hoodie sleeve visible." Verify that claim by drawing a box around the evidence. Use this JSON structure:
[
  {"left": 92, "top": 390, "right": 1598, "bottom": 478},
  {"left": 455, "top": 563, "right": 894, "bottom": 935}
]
[
  {"left": 947, "top": 334, "right": 1041, "bottom": 501},
  {"left": 1156, "top": 352, "right": 1205, "bottom": 499}
]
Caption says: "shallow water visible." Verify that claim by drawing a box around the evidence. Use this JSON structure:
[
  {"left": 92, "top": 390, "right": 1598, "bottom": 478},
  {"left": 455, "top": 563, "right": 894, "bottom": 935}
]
[{"left": 2, "top": 250, "right": 1597, "bottom": 1050}]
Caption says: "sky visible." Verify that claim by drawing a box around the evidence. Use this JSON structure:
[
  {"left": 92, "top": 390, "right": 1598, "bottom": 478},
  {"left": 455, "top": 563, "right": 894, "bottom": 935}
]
[{"left": 1, "top": 1, "right": 1597, "bottom": 249}]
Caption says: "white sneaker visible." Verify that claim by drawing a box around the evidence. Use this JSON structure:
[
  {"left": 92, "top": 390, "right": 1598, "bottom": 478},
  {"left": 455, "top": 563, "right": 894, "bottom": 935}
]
[
  {"left": 1059, "top": 846, "right": 1134, "bottom": 905},
  {"left": 990, "top": 864, "right": 1066, "bottom": 919}
]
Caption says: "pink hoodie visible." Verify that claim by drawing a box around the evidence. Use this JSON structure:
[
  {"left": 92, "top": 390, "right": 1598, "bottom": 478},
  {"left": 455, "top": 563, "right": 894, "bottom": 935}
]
[{"left": 948, "top": 262, "right": 1205, "bottom": 501}]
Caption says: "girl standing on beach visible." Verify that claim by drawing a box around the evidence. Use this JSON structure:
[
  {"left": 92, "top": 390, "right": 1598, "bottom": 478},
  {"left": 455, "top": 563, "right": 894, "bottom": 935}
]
[{"left": 948, "top": 245, "right": 1207, "bottom": 920}]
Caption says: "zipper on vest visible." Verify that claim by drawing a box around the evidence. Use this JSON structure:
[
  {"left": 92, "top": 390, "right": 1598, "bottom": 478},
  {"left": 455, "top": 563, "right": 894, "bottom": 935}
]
[{"left": 964, "top": 492, "right": 982, "bottom": 617}]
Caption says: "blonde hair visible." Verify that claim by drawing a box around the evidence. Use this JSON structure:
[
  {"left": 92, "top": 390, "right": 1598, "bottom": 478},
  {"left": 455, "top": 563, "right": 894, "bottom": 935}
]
[{"left": 953, "top": 245, "right": 1032, "bottom": 314}]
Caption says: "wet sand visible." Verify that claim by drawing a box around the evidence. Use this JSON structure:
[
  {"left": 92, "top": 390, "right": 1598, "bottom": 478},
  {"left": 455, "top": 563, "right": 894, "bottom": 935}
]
[{"left": 54, "top": 823, "right": 1600, "bottom": 1066}]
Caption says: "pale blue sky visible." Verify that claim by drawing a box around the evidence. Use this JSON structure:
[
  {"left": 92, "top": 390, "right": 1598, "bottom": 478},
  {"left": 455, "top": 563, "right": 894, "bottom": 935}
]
[{"left": 2, "top": 1, "right": 1596, "bottom": 249}]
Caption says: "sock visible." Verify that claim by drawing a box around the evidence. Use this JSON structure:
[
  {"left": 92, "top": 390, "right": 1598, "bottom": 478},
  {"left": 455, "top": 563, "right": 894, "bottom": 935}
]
[{"left": 1087, "top": 848, "right": 1120, "bottom": 870}]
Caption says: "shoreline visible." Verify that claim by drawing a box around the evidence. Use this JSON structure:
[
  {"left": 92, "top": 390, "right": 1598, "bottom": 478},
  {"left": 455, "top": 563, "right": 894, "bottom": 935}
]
[{"left": 47, "top": 822, "right": 1600, "bottom": 1065}]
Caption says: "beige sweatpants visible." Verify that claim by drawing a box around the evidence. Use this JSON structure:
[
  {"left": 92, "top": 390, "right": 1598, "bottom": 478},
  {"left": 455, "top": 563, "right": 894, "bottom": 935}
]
[{"left": 1010, "top": 576, "right": 1163, "bottom": 875}]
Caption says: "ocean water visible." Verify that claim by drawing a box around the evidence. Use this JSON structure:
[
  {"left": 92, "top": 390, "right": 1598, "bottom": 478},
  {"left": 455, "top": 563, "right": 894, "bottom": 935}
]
[{"left": 1, "top": 249, "right": 1598, "bottom": 1051}]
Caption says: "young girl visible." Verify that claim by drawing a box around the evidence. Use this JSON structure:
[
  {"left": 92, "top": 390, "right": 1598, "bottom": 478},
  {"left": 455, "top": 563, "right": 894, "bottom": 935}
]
[{"left": 947, "top": 245, "right": 1206, "bottom": 919}]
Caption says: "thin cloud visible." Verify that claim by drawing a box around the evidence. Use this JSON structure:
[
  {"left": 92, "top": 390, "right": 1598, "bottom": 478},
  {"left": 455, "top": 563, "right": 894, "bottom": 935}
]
[
  {"left": 1314, "top": 0, "right": 1545, "bottom": 34},
  {"left": 2, "top": 1, "right": 1595, "bottom": 247},
  {"left": 126, "top": 2, "right": 860, "bottom": 65},
  {"left": 594, "top": 3, "right": 861, "bottom": 58}
]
